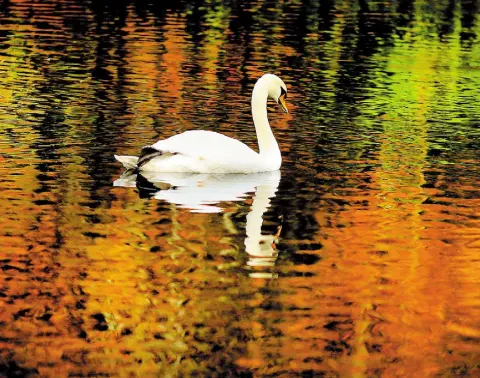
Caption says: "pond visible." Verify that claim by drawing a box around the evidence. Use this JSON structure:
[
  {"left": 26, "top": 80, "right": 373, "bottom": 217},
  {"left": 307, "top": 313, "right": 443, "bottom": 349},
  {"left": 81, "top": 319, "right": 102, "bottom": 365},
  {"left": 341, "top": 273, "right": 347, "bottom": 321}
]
[{"left": 0, "top": 0, "right": 479, "bottom": 376}]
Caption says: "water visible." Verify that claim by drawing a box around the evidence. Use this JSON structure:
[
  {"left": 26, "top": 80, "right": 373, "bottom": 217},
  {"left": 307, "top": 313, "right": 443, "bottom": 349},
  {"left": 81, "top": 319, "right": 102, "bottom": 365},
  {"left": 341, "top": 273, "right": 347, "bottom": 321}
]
[{"left": 0, "top": 0, "right": 479, "bottom": 376}]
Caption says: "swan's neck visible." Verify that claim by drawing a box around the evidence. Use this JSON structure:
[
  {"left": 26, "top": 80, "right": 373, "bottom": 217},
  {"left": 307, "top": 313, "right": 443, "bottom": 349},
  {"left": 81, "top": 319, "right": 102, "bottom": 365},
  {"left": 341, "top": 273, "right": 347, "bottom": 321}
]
[{"left": 252, "top": 83, "right": 281, "bottom": 162}]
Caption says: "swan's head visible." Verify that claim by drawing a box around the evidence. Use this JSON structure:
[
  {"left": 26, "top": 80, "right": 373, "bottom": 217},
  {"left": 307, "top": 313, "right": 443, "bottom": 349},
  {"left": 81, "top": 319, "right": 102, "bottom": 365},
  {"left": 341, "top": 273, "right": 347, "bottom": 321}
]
[{"left": 260, "top": 74, "right": 288, "bottom": 114}]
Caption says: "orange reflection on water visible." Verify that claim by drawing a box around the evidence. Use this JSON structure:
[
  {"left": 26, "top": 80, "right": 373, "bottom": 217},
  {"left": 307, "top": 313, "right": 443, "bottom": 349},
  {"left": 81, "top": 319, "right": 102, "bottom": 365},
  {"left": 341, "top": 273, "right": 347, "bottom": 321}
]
[{"left": 0, "top": 0, "right": 479, "bottom": 377}]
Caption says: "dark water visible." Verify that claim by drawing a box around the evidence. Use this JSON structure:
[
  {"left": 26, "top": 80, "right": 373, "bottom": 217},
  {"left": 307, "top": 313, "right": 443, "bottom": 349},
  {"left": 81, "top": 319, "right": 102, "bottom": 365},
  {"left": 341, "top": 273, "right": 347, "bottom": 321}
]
[{"left": 0, "top": 0, "right": 479, "bottom": 376}]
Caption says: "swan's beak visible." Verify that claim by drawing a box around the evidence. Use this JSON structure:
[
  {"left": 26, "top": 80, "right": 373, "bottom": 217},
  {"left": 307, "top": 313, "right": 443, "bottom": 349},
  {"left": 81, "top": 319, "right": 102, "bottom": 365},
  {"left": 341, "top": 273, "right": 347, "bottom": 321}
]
[{"left": 278, "top": 94, "right": 288, "bottom": 114}]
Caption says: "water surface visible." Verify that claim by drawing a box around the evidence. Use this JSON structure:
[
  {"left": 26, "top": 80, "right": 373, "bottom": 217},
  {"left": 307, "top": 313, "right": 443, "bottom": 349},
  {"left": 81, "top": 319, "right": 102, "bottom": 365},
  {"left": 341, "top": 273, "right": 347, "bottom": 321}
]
[{"left": 0, "top": 0, "right": 479, "bottom": 377}]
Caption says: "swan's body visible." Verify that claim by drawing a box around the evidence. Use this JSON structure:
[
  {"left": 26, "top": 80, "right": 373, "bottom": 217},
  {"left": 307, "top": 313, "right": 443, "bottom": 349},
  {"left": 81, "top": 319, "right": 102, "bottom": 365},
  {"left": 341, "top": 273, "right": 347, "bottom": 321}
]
[{"left": 115, "top": 74, "right": 288, "bottom": 174}]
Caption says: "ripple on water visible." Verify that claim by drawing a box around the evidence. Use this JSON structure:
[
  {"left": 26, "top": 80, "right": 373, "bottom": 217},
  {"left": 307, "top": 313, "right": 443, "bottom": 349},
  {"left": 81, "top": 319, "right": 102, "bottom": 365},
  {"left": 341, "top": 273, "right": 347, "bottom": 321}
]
[{"left": 0, "top": 0, "right": 479, "bottom": 376}]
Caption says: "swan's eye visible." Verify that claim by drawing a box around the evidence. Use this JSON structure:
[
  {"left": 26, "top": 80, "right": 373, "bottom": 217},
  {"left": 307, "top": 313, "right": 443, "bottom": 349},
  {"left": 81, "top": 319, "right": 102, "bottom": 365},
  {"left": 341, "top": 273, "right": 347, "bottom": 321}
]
[{"left": 280, "top": 87, "right": 287, "bottom": 99}]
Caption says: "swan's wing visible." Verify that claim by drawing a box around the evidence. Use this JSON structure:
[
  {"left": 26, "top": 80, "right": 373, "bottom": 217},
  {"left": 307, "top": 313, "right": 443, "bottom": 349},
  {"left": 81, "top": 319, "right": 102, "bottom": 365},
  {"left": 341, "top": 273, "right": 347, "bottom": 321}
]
[
  {"left": 151, "top": 130, "right": 258, "bottom": 160},
  {"left": 114, "top": 131, "right": 261, "bottom": 173},
  {"left": 135, "top": 130, "right": 261, "bottom": 172}
]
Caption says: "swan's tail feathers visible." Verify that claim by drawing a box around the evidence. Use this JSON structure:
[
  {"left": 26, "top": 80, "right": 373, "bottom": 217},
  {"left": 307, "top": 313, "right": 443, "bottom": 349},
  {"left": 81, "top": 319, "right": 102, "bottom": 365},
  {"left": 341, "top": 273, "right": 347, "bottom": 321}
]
[
  {"left": 114, "top": 155, "right": 139, "bottom": 170},
  {"left": 137, "top": 146, "right": 164, "bottom": 168}
]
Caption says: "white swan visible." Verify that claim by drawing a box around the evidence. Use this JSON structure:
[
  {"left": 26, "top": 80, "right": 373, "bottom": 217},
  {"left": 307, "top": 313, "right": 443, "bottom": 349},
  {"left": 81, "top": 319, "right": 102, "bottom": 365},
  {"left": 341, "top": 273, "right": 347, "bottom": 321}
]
[{"left": 114, "top": 74, "right": 288, "bottom": 173}]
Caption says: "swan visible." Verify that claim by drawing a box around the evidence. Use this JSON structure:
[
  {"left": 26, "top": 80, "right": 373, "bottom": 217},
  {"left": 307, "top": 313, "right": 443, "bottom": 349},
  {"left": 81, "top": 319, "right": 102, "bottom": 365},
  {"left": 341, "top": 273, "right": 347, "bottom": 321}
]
[{"left": 114, "top": 74, "right": 288, "bottom": 173}]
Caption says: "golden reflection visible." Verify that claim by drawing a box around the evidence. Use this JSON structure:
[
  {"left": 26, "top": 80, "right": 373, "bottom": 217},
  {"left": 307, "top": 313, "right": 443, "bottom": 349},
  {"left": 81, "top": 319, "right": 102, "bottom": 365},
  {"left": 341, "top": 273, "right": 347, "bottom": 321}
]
[{"left": 0, "top": 0, "right": 479, "bottom": 376}]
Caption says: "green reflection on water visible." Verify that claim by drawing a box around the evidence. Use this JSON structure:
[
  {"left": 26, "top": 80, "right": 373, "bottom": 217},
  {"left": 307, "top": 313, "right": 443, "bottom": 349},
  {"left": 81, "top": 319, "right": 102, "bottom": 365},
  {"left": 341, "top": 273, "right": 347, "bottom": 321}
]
[{"left": 0, "top": 0, "right": 479, "bottom": 377}]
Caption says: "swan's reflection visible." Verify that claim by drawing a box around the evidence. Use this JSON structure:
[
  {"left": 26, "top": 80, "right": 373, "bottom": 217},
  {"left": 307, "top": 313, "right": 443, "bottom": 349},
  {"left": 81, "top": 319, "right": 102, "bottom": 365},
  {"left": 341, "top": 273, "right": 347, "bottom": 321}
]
[{"left": 114, "top": 170, "right": 281, "bottom": 276}]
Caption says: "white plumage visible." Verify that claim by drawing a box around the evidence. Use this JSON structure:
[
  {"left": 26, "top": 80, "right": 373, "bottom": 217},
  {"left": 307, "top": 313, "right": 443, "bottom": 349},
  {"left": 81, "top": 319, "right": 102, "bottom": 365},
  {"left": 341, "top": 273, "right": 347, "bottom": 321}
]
[{"left": 115, "top": 74, "right": 288, "bottom": 173}]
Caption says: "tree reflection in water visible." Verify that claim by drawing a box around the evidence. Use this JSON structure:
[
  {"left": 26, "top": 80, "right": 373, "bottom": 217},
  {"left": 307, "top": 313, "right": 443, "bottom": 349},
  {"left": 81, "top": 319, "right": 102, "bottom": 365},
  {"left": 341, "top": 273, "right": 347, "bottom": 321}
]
[{"left": 0, "top": 0, "right": 479, "bottom": 376}]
